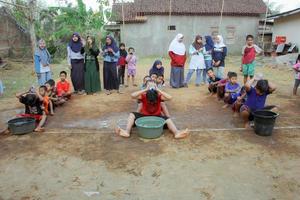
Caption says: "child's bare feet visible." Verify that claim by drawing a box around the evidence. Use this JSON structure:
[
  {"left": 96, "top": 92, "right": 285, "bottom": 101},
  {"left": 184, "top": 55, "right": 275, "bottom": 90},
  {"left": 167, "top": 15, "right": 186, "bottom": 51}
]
[
  {"left": 34, "top": 127, "right": 45, "bottom": 132},
  {"left": 115, "top": 127, "right": 130, "bottom": 138},
  {"left": 222, "top": 104, "right": 229, "bottom": 109},
  {"left": 244, "top": 123, "right": 250, "bottom": 129},
  {"left": 174, "top": 129, "right": 189, "bottom": 139},
  {"left": 233, "top": 112, "right": 239, "bottom": 118}
]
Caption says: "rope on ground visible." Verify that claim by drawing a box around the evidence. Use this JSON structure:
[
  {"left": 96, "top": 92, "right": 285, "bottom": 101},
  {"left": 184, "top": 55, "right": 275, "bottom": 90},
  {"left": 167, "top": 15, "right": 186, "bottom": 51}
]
[{"left": 190, "top": 126, "right": 300, "bottom": 132}]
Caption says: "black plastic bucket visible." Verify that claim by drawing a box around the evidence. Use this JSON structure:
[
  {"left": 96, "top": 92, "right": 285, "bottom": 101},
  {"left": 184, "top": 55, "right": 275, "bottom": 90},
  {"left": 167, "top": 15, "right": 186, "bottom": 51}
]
[
  {"left": 253, "top": 110, "right": 279, "bottom": 136},
  {"left": 7, "top": 117, "right": 35, "bottom": 135}
]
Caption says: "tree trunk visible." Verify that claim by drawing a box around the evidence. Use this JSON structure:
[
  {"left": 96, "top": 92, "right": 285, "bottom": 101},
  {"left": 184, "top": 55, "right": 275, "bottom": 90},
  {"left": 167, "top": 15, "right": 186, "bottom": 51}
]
[{"left": 27, "top": 0, "right": 37, "bottom": 61}]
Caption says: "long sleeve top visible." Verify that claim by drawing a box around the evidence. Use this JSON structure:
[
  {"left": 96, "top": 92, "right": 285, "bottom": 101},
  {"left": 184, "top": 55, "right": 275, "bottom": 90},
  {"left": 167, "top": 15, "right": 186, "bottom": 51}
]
[
  {"left": 67, "top": 46, "right": 85, "bottom": 65},
  {"left": 102, "top": 49, "right": 120, "bottom": 63},
  {"left": 188, "top": 45, "right": 206, "bottom": 70},
  {"left": 168, "top": 51, "right": 186, "bottom": 67},
  {"left": 212, "top": 46, "right": 227, "bottom": 67}
]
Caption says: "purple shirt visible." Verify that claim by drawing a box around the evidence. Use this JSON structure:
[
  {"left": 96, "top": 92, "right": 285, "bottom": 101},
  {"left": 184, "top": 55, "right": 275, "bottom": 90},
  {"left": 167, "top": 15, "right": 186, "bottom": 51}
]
[
  {"left": 225, "top": 82, "right": 240, "bottom": 93},
  {"left": 245, "top": 87, "right": 269, "bottom": 111}
]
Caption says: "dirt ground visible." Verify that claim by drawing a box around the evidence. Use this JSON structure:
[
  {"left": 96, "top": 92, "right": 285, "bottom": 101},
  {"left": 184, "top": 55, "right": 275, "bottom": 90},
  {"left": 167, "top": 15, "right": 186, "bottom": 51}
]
[{"left": 0, "top": 56, "right": 300, "bottom": 200}]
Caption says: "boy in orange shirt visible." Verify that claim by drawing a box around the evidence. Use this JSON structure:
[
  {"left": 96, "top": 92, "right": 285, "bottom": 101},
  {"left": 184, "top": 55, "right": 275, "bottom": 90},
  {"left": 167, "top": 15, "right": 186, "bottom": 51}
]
[{"left": 56, "top": 71, "right": 72, "bottom": 101}]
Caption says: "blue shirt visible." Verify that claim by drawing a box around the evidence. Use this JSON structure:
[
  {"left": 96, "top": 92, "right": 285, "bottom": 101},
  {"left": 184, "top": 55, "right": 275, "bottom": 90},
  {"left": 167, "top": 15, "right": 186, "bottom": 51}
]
[
  {"left": 245, "top": 87, "right": 270, "bottom": 111},
  {"left": 103, "top": 50, "right": 120, "bottom": 63}
]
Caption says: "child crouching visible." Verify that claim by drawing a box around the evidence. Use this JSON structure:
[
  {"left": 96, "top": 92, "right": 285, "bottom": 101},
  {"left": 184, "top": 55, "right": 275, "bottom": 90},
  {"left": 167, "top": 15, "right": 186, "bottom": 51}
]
[{"left": 223, "top": 72, "right": 241, "bottom": 108}]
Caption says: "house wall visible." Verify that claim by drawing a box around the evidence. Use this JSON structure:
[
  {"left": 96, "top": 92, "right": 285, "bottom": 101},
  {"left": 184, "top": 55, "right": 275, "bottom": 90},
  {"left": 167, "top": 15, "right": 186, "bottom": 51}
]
[
  {"left": 120, "top": 15, "right": 260, "bottom": 57},
  {"left": 272, "top": 12, "right": 300, "bottom": 48},
  {"left": 0, "top": 13, "right": 31, "bottom": 58}
]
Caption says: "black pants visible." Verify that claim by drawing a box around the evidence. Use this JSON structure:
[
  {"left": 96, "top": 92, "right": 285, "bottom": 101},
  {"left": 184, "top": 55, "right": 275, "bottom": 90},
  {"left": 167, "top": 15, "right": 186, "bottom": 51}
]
[{"left": 118, "top": 66, "right": 125, "bottom": 85}]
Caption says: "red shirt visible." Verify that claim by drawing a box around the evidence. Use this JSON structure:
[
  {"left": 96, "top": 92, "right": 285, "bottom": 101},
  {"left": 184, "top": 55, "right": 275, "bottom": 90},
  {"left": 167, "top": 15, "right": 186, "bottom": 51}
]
[
  {"left": 242, "top": 46, "right": 256, "bottom": 64},
  {"left": 118, "top": 56, "right": 127, "bottom": 66},
  {"left": 169, "top": 51, "right": 186, "bottom": 67},
  {"left": 140, "top": 93, "right": 162, "bottom": 116},
  {"left": 56, "top": 80, "right": 70, "bottom": 97}
]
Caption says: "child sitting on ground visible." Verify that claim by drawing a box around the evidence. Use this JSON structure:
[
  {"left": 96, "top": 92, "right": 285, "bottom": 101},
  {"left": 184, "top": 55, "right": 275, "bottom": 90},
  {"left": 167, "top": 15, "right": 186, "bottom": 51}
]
[
  {"left": 223, "top": 72, "right": 241, "bottom": 108},
  {"left": 216, "top": 72, "right": 232, "bottom": 101},
  {"left": 150, "top": 73, "right": 158, "bottom": 82},
  {"left": 207, "top": 68, "right": 221, "bottom": 95},
  {"left": 16, "top": 86, "right": 47, "bottom": 132},
  {"left": 241, "top": 35, "right": 262, "bottom": 84},
  {"left": 141, "top": 75, "right": 152, "bottom": 90},
  {"left": 45, "top": 79, "right": 56, "bottom": 115},
  {"left": 126, "top": 47, "right": 137, "bottom": 87},
  {"left": 56, "top": 71, "right": 72, "bottom": 101},
  {"left": 157, "top": 75, "right": 165, "bottom": 90},
  {"left": 293, "top": 54, "right": 300, "bottom": 96},
  {"left": 240, "top": 78, "right": 276, "bottom": 128}
]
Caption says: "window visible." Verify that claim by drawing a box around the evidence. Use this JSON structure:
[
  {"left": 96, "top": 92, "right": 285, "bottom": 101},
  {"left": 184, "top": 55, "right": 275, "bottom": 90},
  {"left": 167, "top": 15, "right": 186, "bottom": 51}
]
[
  {"left": 210, "top": 26, "right": 219, "bottom": 37},
  {"left": 226, "top": 26, "right": 236, "bottom": 44},
  {"left": 168, "top": 25, "right": 176, "bottom": 31}
]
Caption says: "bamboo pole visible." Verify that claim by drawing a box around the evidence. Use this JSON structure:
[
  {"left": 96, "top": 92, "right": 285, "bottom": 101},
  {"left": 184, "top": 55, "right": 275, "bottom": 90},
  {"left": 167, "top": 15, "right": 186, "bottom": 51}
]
[{"left": 262, "top": 0, "right": 270, "bottom": 53}]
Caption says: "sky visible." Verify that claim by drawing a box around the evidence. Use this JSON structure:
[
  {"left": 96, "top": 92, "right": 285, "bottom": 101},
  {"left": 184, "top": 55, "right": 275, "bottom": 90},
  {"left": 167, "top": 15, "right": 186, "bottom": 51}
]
[{"left": 45, "top": 0, "right": 300, "bottom": 13}]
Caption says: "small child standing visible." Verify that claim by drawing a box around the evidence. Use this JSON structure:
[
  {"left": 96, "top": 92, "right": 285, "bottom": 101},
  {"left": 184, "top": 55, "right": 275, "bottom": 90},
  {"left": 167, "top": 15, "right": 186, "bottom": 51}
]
[
  {"left": 241, "top": 35, "right": 262, "bottom": 84},
  {"left": 223, "top": 72, "right": 241, "bottom": 108},
  {"left": 45, "top": 79, "right": 56, "bottom": 115},
  {"left": 117, "top": 43, "right": 127, "bottom": 86},
  {"left": 126, "top": 47, "right": 137, "bottom": 87},
  {"left": 293, "top": 54, "right": 300, "bottom": 96}
]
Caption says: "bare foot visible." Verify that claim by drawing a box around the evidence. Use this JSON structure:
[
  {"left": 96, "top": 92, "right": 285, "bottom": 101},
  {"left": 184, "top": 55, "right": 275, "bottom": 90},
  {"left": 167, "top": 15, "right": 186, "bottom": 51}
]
[
  {"left": 174, "top": 129, "right": 189, "bottom": 139},
  {"left": 244, "top": 123, "right": 250, "bottom": 129},
  {"left": 34, "top": 127, "right": 45, "bottom": 133},
  {"left": 115, "top": 127, "right": 130, "bottom": 138},
  {"left": 222, "top": 104, "right": 229, "bottom": 109},
  {"left": 233, "top": 112, "right": 239, "bottom": 118}
]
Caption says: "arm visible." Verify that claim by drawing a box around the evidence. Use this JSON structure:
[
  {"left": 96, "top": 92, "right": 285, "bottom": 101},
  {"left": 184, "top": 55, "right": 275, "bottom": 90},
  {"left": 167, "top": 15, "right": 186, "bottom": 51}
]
[
  {"left": 245, "top": 78, "right": 255, "bottom": 92},
  {"left": 268, "top": 81, "right": 276, "bottom": 93},
  {"left": 34, "top": 55, "right": 40, "bottom": 73},
  {"left": 16, "top": 91, "right": 28, "bottom": 99},
  {"left": 254, "top": 44, "right": 263, "bottom": 55},
  {"left": 157, "top": 88, "right": 172, "bottom": 101},
  {"left": 67, "top": 46, "right": 71, "bottom": 65},
  {"left": 168, "top": 51, "right": 176, "bottom": 60},
  {"left": 131, "top": 88, "right": 148, "bottom": 100},
  {"left": 222, "top": 47, "right": 227, "bottom": 60},
  {"left": 189, "top": 45, "right": 197, "bottom": 56},
  {"left": 90, "top": 48, "right": 100, "bottom": 56}
]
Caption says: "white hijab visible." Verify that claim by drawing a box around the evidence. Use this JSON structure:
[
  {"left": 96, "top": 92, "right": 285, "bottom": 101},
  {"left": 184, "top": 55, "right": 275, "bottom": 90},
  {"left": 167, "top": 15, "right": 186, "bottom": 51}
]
[
  {"left": 214, "top": 35, "right": 226, "bottom": 49},
  {"left": 168, "top": 33, "right": 186, "bottom": 55}
]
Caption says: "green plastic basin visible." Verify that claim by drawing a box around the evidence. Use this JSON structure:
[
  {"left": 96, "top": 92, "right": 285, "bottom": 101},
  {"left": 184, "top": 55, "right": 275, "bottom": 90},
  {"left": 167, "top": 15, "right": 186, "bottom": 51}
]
[{"left": 135, "top": 116, "right": 166, "bottom": 139}]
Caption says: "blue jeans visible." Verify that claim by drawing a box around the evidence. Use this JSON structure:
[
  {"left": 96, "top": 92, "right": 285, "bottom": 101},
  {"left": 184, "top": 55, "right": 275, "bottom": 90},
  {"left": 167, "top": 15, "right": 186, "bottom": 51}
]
[
  {"left": 37, "top": 71, "right": 52, "bottom": 86},
  {"left": 185, "top": 69, "right": 206, "bottom": 85},
  {"left": 205, "top": 60, "right": 213, "bottom": 69},
  {"left": 213, "top": 67, "right": 225, "bottom": 79}
]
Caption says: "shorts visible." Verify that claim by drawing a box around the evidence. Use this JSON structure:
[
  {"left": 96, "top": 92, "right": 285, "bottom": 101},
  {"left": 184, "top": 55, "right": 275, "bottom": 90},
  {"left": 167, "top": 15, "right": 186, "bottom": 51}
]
[
  {"left": 228, "top": 93, "right": 239, "bottom": 104},
  {"left": 242, "top": 61, "right": 256, "bottom": 77},
  {"left": 240, "top": 105, "right": 254, "bottom": 121},
  {"left": 128, "top": 68, "right": 136, "bottom": 76},
  {"left": 294, "top": 79, "right": 300, "bottom": 88},
  {"left": 132, "top": 112, "right": 169, "bottom": 129}
]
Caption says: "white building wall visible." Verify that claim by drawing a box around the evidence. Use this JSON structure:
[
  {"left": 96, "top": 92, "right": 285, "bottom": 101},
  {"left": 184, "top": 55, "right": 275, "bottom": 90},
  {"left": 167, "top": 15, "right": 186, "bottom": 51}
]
[{"left": 120, "top": 15, "right": 260, "bottom": 56}]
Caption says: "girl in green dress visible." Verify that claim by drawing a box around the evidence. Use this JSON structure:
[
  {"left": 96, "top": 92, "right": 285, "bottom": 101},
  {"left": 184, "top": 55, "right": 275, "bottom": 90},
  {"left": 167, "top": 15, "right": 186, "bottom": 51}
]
[{"left": 84, "top": 36, "right": 101, "bottom": 95}]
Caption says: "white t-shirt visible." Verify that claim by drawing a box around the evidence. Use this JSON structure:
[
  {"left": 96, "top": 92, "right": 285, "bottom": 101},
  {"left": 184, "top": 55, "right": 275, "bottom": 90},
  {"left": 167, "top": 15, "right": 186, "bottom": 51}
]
[{"left": 39, "top": 62, "right": 50, "bottom": 73}]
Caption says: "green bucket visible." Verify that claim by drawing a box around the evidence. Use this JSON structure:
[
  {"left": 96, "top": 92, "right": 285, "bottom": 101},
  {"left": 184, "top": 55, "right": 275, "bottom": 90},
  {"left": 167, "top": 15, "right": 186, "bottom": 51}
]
[{"left": 135, "top": 116, "right": 166, "bottom": 139}]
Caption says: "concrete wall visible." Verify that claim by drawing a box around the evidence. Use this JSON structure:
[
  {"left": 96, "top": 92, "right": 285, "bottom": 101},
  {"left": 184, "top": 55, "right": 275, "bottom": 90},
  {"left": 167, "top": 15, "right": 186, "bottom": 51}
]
[
  {"left": 120, "top": 15, "right": 260, "bottom": 56},
  {"left": 272, "top": 12, "right": 300, "bottom": 49}
]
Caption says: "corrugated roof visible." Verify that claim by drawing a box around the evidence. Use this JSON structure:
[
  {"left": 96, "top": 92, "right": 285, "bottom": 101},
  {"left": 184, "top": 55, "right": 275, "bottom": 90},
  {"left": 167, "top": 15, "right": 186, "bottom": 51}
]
[{"left": 112, "top": 0, "right": 267, "bottom": 23}]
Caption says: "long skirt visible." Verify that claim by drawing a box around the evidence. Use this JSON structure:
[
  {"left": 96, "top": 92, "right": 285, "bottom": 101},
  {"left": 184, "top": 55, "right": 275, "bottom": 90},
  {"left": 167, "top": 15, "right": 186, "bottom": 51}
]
[
  {"left": 103, "top": 61, "right": 119, "bottom": 90},
  {"left": 71, "top": 59, "right": 85, "bottom": 92},
  {"left": 84, "top": 59, "right": 101, "bottom": 94},
  {"left": 170, "top": 66, "right": 185, "bottom": 88}
]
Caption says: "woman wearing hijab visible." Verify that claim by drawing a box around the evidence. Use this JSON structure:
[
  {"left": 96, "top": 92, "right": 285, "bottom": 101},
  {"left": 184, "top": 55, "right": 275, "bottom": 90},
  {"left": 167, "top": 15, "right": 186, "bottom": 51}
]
[
  {"left": 184, "top": 35, "right": 206, "bottom": 87},
  {"left": 84, "top": 36, "right": 101, "bottom": 95},
  {"left": 34, "top": 39, "right": 51, "bottom": 86},
  {"left": 67, "top": 32, "right": 85, "bottom": 94},
  {"left": 212, "top": 35, "right": 228, "bottom": 79},
  {"left": 149, "top": 60, "right": 164, "bottom": 77},
  {"left": 102, "top": 35, "right": 120, "bottom": 95},
  {"left": 168, "top": 33, "right": 187, "bottom": 88},
  {"left": 204, "top": 35, "right": 214, "bottom": 70}
]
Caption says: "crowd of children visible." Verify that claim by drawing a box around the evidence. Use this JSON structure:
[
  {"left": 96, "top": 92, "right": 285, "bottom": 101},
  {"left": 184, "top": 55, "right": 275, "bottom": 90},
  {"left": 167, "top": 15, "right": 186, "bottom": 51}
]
[
  {"left": 15, "top": 71, "right": 72, "bottom": 132},
  {"left": 10, "top": 33, "right": 300, "bottom": 134}
]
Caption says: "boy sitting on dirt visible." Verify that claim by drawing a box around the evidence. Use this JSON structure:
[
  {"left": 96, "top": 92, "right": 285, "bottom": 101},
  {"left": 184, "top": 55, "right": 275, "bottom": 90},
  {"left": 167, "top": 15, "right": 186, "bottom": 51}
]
[
  {"left": 16, "top": 86, "right": 47, "bottom": 132},
  {"left": 56, "top": 71, "right": 72, "bottom": 101},
  {"left": 207, "top": 68, "right": 221, "bottom": 95},
  {"left": 240, "top": 78, "right": 276, "bottom": 128},
  {"left": 223, "top": 72, "right": 241, "bottom": 108},
  {"left": 116, "top": 82, "right": 188, "bottom": 139}
]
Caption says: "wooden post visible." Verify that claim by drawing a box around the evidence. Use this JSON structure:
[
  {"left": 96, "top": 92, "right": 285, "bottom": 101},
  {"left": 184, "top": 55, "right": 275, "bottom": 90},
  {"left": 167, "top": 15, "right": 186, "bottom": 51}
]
[{"left": 27, "top": 0, "right": 37, "bottom": 61}]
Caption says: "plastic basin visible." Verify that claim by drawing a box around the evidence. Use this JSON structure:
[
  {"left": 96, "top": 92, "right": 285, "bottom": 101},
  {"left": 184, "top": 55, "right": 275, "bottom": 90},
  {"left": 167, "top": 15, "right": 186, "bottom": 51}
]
[
  {"left": 135, "top": 116, "right": 166, "bottom": 139},
  {"left": 8, "top": 117, "right": 35, "bottom": 135},
  {"left": 253, "top": 110, "right": 279, "bottom": 136}
]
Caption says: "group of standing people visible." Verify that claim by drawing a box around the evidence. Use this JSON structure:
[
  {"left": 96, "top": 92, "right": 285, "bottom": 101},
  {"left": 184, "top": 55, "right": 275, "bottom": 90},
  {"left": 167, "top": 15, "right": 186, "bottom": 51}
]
[{"left": 168, "top": 33, "right": 227, "bottom": 88}]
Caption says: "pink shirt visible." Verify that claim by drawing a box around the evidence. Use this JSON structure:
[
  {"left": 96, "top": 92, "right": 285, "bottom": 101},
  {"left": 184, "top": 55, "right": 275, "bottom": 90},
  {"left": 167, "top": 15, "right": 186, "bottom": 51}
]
[
  {"left": 293, "top": 63, "right": 300, "bottom": 80},
  {"left": 126, "top": 55, "right": 137, "bottom": 70}
]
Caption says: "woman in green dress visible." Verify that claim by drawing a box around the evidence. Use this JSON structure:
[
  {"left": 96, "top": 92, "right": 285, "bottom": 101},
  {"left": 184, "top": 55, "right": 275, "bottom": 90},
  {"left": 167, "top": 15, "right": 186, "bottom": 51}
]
[{"left": 84, "top": 36, "right": 101, "bottom": 95}]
